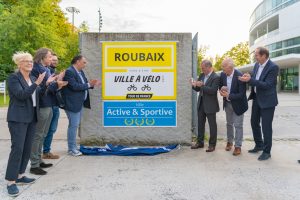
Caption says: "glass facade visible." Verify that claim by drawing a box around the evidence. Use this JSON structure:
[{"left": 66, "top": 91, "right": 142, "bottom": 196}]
[
  {"left": 250, "top": 0, "right": 299, "bottom": 29},
  {"left": 280, "top": 66, "right": 299, "bottom": 92},
  {"left": 250, "top": 36, "right": 300, "bottom": 62},
  {"left": 267, "top": 36, "right": 300, "bottom": 58}
]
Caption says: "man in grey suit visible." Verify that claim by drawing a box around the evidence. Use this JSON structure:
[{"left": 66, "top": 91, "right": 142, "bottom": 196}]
[
  {"left": 219, "top": 58, "right": 248, "bottom": 156},
  {"left": 190, "top": 60, "right": 220, "bottom": 152}
]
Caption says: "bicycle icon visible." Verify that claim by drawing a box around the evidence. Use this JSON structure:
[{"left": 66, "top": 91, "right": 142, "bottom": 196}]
[
  {"left": 141, "top": 84, "right": 151, "bottom": 91},
  {"left": 127, "top": 84, "right": 137, "bottom": 91}
]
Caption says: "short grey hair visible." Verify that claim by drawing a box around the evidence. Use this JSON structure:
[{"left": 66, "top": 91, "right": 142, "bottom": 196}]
[
  {"left": 222, "top": 57, "right": 235, "bottom": 68},
  {"left": 201, "top": 59, "right": 212, "bottom": 68},
  {"left": 12, "top": 52, "right": 33, "bottom": 65}
]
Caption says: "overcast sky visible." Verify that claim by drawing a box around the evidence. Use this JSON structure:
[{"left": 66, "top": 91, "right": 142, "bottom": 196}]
[{"left": 60, "top": 0, "right": 262, "bottom": 56}]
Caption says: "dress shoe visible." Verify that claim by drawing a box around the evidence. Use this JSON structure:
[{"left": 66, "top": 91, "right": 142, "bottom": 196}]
[
  {"left": 258, "top": 152, "right": 271, "bottom": 161},
  {"left": 40, "top": 162, "right": 53, "bottom": 168},
  {"left": 206, "top": 146, "right": 215, "bottom": 152},
  {"left": 42, "top": 152, "right": 60, "bottom": 159},
  {"left": 191, "top": 143, "right": 204, "bottom": 149},
  {"left": 232, "top": 147, "right": 241, "bottom": 156},
  {"left": 248, "top": 146, "right": 264, "bottom": 153},
  {"left": 30, "top": 167, "right": 47, "bottom": 175},
  {"left": 225, "top": 142, "right": 233, "bottom": 151}
]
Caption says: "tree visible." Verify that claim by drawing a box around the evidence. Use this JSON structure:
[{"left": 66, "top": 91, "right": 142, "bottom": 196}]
[
  {"left": 214, "top": 42, "right": 250, "bottom": 70},
  {"left": 197, "top": 45, "right": 209, "bottom": 75},
  {"left": 79, "top": 21, "right": 89, "bottom": 32},
  {"left": 0, "top": 0, "right": 79, "bottom": 79}
]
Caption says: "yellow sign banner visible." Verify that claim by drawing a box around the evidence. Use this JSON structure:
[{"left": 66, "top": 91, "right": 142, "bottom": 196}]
[
  {"left": 102, "top": 41, "right": 177, "bottom": 100},
  {"left": 103, "top": 42, "right": 175, "bottom": 69}
]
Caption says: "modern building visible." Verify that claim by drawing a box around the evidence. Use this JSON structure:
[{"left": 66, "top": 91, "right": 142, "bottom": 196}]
[{"left": 238, "top": 0, "right": 300, "bottom": 94}]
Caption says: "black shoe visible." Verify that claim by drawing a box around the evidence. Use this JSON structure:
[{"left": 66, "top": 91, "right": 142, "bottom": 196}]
[
  {"left": 40, "top": 162, "right": 53, "bottom": 168},
  {"left": 258, "top": 152, "right": 271, "bottom": 161},
  {"left": 30, "top": 167, "right": 47, "bottom": 175},
  {"left": 248, "top": 146, "right": 264, "bottom": 153},
  {"left": 191, "top": 142, "right": 204, "bottom": 149}
]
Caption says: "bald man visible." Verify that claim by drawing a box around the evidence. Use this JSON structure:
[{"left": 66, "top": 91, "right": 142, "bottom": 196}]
[{"left": 219, "top": 58, "right": 248, "bottom": 156}]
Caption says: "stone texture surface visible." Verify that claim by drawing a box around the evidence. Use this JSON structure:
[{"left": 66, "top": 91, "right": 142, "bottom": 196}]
[{"left": 79, "top": 33, "right": 193, "bottom": 145}]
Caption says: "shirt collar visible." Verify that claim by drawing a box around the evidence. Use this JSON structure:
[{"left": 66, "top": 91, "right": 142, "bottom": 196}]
[
  {"left": 227, "top": 70, "right": 234, "bottom": 78},
  {"left": 206, "top": 71, "right": 212, "bottom": 78},
  {"left": 260, "top": 58, "right": 269, "bottom": 68},
  {"left": 73, "top": 66, "right": 81, "bottom": 74}
]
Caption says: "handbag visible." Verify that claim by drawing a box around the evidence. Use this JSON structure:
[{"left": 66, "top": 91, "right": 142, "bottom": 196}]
[{"left": 56, "top": 89, "right": 65, "bottom": 109}]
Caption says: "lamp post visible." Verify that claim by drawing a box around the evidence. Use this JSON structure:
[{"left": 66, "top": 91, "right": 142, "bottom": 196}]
[
  {"left": 66, "top": 6, "right": 80, "bottom": 32},
  {"left": 98, "top": 8, "right": 103, "bottom": 33}
]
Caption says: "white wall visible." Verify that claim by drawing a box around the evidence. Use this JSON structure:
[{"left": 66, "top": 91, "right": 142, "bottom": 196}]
[{"left": 250, "top": 2, "right": 300, "bottom": 52}]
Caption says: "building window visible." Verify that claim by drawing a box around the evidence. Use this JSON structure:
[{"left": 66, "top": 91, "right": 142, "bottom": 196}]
[{"left": 280, "top": 66, "right": 299, "bottom": 92}]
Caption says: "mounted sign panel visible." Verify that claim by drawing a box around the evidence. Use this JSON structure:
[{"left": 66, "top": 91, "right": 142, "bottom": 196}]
[
  {"left": 102, "top": 41, "right": 177, "bottom": 100},
  {"left": 103, "top": 101, "right": 177, "bottom": 127}
]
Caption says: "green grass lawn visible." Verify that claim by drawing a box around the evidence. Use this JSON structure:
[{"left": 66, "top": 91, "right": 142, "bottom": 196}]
[{"left": 0, "top": 94, "right": 9, "bottom": 107}]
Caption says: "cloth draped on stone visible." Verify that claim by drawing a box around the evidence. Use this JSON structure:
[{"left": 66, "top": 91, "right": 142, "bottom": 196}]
[{"left": 80, "top": 144, "right": 179, "bottom": 156}]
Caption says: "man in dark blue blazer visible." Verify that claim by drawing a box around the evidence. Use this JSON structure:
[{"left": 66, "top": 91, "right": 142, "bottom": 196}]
[
  {"left": 219, "top": 58, "right": 248, "bottom": 156},
  {"left": 239, "top": 47, "right": 279, "bottom": 161},
  {"left": 63, "top": 55, "right": 99, "bottom": 156}
]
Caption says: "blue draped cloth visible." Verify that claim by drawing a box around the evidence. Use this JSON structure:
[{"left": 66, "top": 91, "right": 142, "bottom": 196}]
[{"left": 80, "top": 144, "right": 179, "bottom": 156}]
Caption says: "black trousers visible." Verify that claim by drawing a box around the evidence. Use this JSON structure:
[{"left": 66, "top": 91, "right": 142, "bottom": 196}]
[
  {"left": 5, "top": 121, "right": 36, "bottom": 181},
  {"left": 197, "top": 101, "right": 217, "bottom": 147},
  {"left": 251, "top": 99, "right": 275, "bottom": 154}
]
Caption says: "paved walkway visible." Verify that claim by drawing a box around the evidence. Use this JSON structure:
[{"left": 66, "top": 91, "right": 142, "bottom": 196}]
[{"left": 0, "top": 93, "right": 299, "bottom": 199}]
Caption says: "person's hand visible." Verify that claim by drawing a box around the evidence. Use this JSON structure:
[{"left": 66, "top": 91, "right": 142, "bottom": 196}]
[
  {"left": 46, "top": 74, "right": 56, "bottom": 85},
  {"left": 89, "top": 79, "right": 98, "bottom": 87},
  {"left": 57, "top": 80, "right": 68, "bottom": 89},
  {"left": 35, "top": 72, "right": 46, "bottom": 85},
  {"left": 95, "top": 80, "right": 101, "bottom": 87},
  {"left": 189, "top": 78, "right": 196, "bottom": 87},
  {"left": 57, "top": 71, "right": 65, "bottom": 81},
  {"left": 238, "top": 73, "right": 251, "bottom": 82},
  {"left": 219, "top": 90, "right": 229, "bottom": 97},
  {"left": 195, "top": 80, "right": 204, "bottom": 87}
]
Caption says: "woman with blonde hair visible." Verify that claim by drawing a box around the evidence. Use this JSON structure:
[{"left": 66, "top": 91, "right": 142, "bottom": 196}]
[{"left": 5, "top": 52, "right": 45, "bottom": 197}]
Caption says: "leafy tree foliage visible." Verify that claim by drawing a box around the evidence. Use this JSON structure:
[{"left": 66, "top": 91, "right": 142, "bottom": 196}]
[
  {"left": 0, "top": 0, "right": 79, "bottom": 80},
  {"left": 79, "top": 21, "right": 89, "bottom": 32},
  {"left": 214, "top": 42, "right": 250, "bottom": 71}
]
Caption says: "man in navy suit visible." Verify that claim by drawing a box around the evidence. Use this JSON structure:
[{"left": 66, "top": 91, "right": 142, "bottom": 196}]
[
  {"left": 219, "top": 58, "right": 248, "bottom": 156},
  {"left": 239, "top": 47, "right": 279, "bottom": 161},
  {"left": 63, "top": 55, "right": 99, "bottom": 156}
]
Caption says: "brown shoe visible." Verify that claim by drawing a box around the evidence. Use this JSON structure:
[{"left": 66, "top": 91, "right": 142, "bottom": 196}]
[
  {"left": 206, "top": 146, "right": 215, "bottom": 152},
  {"left": 233, "top": 147, "right": 241, "bottom": 156},
  {"left": 191, "top": 142, "right": 204, "bottom": 149},
  {"left": 225, "top": 142, "right": 233, "bottom": 151},
  {"left": 42, "top": 152, "right": 60, "bottom": 159}
]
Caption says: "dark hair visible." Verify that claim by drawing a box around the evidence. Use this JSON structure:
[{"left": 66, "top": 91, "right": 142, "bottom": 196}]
[
  {"left": 33, "top": 48, "right": 51, "bottom": 64},
  {"left": 256, "top": 47, "right": 269, "bottom": 58},
  {"left": 201, "top": 59, "right": 212, "bottom": 68},
  {"left": 71, "top": 55, "right": 83, "bottom": 65}
]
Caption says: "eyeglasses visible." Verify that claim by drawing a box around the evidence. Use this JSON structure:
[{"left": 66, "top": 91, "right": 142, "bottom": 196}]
[{"left": 21, "top": 60, "right": 33, "bottom": 64}]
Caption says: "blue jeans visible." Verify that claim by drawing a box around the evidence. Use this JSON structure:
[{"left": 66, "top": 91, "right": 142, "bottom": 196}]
[
  {"left": 65, "top": 108, "right": 83, "bottom": 152},
  {"left": 43, "top": 106, "right": 60, "bottom": 153}
]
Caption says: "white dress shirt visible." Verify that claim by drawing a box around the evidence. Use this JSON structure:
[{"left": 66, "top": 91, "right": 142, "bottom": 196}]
[
  {"left": 204, "top": 71, "right": 212, "bottom": 84},
  {"left": 28, "top": 79, "right": 36, "bottom": 107},
  {"left": 254, "top": 59, "right": 269, "bottom": 93},
  {"left": 226, "top": 70, "right": 234, "bottom": 95}
]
